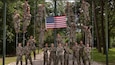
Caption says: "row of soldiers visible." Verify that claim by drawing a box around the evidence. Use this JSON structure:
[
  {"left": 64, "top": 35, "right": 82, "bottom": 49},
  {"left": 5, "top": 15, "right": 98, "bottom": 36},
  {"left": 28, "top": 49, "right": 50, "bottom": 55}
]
[
  {"left": 43, "top": 41, "right": 91, "bottom": 65},
  {"left": 16, "top": 36, "right": 36, "bottom": 65}
]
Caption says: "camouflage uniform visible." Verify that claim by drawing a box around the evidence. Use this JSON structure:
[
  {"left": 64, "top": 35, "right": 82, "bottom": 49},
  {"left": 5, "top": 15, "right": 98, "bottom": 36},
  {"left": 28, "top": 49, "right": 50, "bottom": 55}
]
[
  {"left": 79, "top": 44, "right": 86, "bottom": 65},
  {"left": 28, "top": 39, "right": 36, "bottom": 60},
  {"left": 81, "top": 0, "right": 90, "bottom": 22},
  {"left": 84, "top": 47, "right": 91, "bottom": 65},
  {"left": 64, "top": 46, "right": 70, "bottom": 65},
  {"left": 56, "top": 34, "right": 62, "bottom": 44},
  {"left": 43, "top": 47, "right": 49, "bottom": 65},
  {"left": 24, "top": 45, "right": 33, "bottom": 65},
  {"left": 22, "top": 1, "right": 31, "bottom": 33},
  {"left": 72, "top": 45, "right": 80, "bottom": 65},
  {"left": 49, "top": 47, "right": 56, "bottom": 65},
  {"left": 13, "top": 11, "right": 20, "bottom": 33},
  {"left": 16, "top": 46, "right": 23, "bottom": 65},
  {"left": 56, "top": 46, "right": 64, "bottom": 65}
]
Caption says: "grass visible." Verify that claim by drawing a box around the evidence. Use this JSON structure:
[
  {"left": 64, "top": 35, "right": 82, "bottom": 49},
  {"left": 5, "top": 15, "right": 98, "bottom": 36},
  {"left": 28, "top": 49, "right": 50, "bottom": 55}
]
[
  {"left": 0, "top": 49, "right": 42, "bottom": 65},
  {"left": 1, "top": 48, "right": 115, "bottom": 65},
  {"left": 92, "top": 48, "right": 115, "bottom": 65}
]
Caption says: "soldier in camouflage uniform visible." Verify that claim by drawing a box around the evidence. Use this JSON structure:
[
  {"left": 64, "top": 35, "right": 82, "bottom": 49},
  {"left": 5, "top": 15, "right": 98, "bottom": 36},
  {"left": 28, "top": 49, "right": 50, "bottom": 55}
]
[
  {"left": 43, "top": 43, "right": 49, "bottom": 65},
  {"left": 64, "top": 43, "right": 70, "bottom": 65},
  {"left": 82, "top": 25, "right": 92, "bottom": 46},
  {"left": 24, "top": 42, "right": 33, "bottom": 65},
  {"left": 56, "top": 43, "right": 64, "bottom": 65},
  {"left": 13, "top": 10, "right": 20, "bottom": 33},
  {"left": 22, "top": 0, "right": 31, "bottom": 33},
  {"left": 28, "top": 36, "right": 36, "bottom": 60},
  {"left": 79, "top": 41, "right": 86, "bottom": 65},
  {"left": 49, "top": 43, "right": 56, "bottom": 65},
  {"left": 81, "top": 0, "right": 90, "bottom": 22},
  {"left": 72, "top": 42, "right": 80, "bottom": 65},
  {"left": 84, "top": 44, "right": 91, "bottom": 65},
  {"left": 16, "top": 43, "right": 23, "bottom": 65},
  {"left": 56, "top": 34, "right": 62, "bottom": 44}
]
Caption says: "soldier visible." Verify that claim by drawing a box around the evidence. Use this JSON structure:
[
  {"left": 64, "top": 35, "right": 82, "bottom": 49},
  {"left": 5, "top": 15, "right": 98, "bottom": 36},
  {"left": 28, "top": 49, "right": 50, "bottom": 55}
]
[
  {"left": 22, "top": 0, "right": 31, "bottom": 33},
  {"left": 64, "top": 43, "right": 70, "bottom": 65},
  {"left": 16, "top": 43, "right": 23, "bottom": 65},
  {"left": 13, "top": 10, "right": 20, "bottom": 33},
  {"left": 84, "top": 44, "right": 91, "bottom": 65},
  {"left": 72, "top": 42, "right": 80, "bottom": 65},
  {"left": 79, "top": 41, "right": 86, "bottom": 65},
  {"left": 81, "top": 0, "right": 90, "bottom": 22},
  {"left": 49, "top": 43, "right": 56, "bottom": 65},
  {"left": 43, "top": 43, "right": 49, "bottom": 65},
  {"left": 82, "top": 25, "right": 92, "bottom": 46},
  {"left": 28, "top": 36, "right": 36, "bottom": 60},
  {"left": 56, "top": 34, "right": 62, "bottom": 44},
  {"left": 39, "top": 27, "right": 46, "bottom": 48},
  {"left": 56, "top": 43, "right": 64, "bottom": 65},
  {"left": 24, "top": 42, "right": 33, "bottom": 65}
]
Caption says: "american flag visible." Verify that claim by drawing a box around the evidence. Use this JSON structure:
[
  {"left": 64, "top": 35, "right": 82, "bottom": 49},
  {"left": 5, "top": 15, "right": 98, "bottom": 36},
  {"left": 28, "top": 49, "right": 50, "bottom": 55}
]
[{"left": 46, "top": 16, "right": 67, "bottom": 29}]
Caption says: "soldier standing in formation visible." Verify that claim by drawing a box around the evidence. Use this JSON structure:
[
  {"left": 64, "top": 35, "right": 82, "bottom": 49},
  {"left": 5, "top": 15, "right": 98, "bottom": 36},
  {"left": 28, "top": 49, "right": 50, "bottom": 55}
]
[
  {"left": 56, "top": 43, "right": 64, "bottom": 65},
  {"left": 28, "top": 36, "right": 36, "bottom": 60},
  {"left": 64, "top": 43, "right": 70, "bottom": 65},
  {"left": 24, "top": 42, "right": 33, "bottom": 65},
  {"left": 16, "top": 43, "right": 23, "bottom": 65},
  {"left": 72, "top": 42, "right": 80, "bottom": 65},
  {"left": 84, "top": 44, "right": 91, "bottom": 65},
  {"left": 49, "top": 43, "right": 56, "bottom": 65},
  {"left": 43, "top": 43, "right": 49, "bottom": 65},
  {"left": 79, "top": 41, "right": 86, "bottom": 65}
]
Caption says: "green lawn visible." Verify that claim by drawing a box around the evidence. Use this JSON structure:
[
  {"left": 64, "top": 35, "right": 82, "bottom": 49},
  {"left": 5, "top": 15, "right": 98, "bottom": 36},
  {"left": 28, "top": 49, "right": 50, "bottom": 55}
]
[
  {"left": 0, "top": 50, "right": 42, "bottom": 65},
  {"left": 1, "top": 48, "right": 115, "bottom": 65},
  {"left": 92, "top": 48, "right": 115, "bottom": 65}
]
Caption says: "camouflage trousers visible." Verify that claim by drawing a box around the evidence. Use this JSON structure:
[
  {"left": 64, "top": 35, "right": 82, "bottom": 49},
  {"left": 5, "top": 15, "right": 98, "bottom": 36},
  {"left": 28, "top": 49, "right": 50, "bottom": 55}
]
[
  {"left": 79, "top": 55, "right": 86, "bottom": 65},
  {"left": 25, "top": 55, "right": 33, "bottom": 65},
  {"left": 44, "top": 54, "right": 48, "bottom": 65},
  {"left": 73, "top": 54, "right": 80, "bottom": 65},
  {"left": 49, "top": 54, "right": 56, "bottom": 65},
  {"left": 16, "top": 55, "right": 22, "bottom": 65},
  {"left": 56, "top": 55, "right": 63, "bottom": 65},
  {"left": 85, "top": 55, "right": 91, "bottom": 65},
  {"left": 31, "top": 49, "right": 36, "bottom": 60},
  {"left": 64, "top": 53, "right": 69, "bottom": 65}
]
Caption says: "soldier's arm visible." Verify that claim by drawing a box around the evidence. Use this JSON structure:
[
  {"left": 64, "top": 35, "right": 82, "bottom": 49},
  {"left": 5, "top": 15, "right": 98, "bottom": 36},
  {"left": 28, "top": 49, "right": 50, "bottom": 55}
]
[
  {"left": 16, "top": 47, "right": 18, "bottom": 55},
  {"left": 86, "top": 2, "right": 90, "bottom": 7}
]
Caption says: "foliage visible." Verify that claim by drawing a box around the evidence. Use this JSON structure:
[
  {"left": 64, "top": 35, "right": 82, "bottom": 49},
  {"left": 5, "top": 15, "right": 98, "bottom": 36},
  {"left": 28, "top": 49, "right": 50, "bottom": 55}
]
[{"left": 92, "top": 48, "right": 115, "bottom": 65}]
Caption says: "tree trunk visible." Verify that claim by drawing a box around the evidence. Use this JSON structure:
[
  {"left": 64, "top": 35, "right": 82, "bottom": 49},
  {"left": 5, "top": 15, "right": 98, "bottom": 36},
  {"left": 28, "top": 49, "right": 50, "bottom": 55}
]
[
  {"left": 100, "top": 0, "right": 106, "bottom": 54},
  {"left": 93, "top": 1, "right": 102, "bottom": 52}
]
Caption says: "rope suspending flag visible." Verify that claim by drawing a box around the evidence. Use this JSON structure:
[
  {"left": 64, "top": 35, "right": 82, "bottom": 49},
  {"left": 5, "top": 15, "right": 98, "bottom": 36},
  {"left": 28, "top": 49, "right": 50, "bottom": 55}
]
[{"left": 46, "top": 16, "right": 67, "bottom": 29}]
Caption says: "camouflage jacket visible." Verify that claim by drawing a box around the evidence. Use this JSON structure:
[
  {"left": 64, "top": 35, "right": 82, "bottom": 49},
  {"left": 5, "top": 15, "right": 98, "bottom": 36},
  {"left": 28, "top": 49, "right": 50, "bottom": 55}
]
[{"left": 16, "top": 46, "right": 23, "bottom": 56}]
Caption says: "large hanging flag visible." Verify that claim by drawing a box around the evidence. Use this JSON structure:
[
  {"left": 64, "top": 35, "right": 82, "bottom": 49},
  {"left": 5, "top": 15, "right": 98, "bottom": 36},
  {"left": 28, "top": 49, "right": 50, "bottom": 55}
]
[{"left": 46, "top": 16, "right": 67, "bottom": 29}]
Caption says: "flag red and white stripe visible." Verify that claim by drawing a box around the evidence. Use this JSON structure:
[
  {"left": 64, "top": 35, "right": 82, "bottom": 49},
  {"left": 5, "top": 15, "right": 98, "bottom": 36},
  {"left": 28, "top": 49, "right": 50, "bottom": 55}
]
[{"left": 46, "top": 16, "right": 67, "bottom": 29}]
